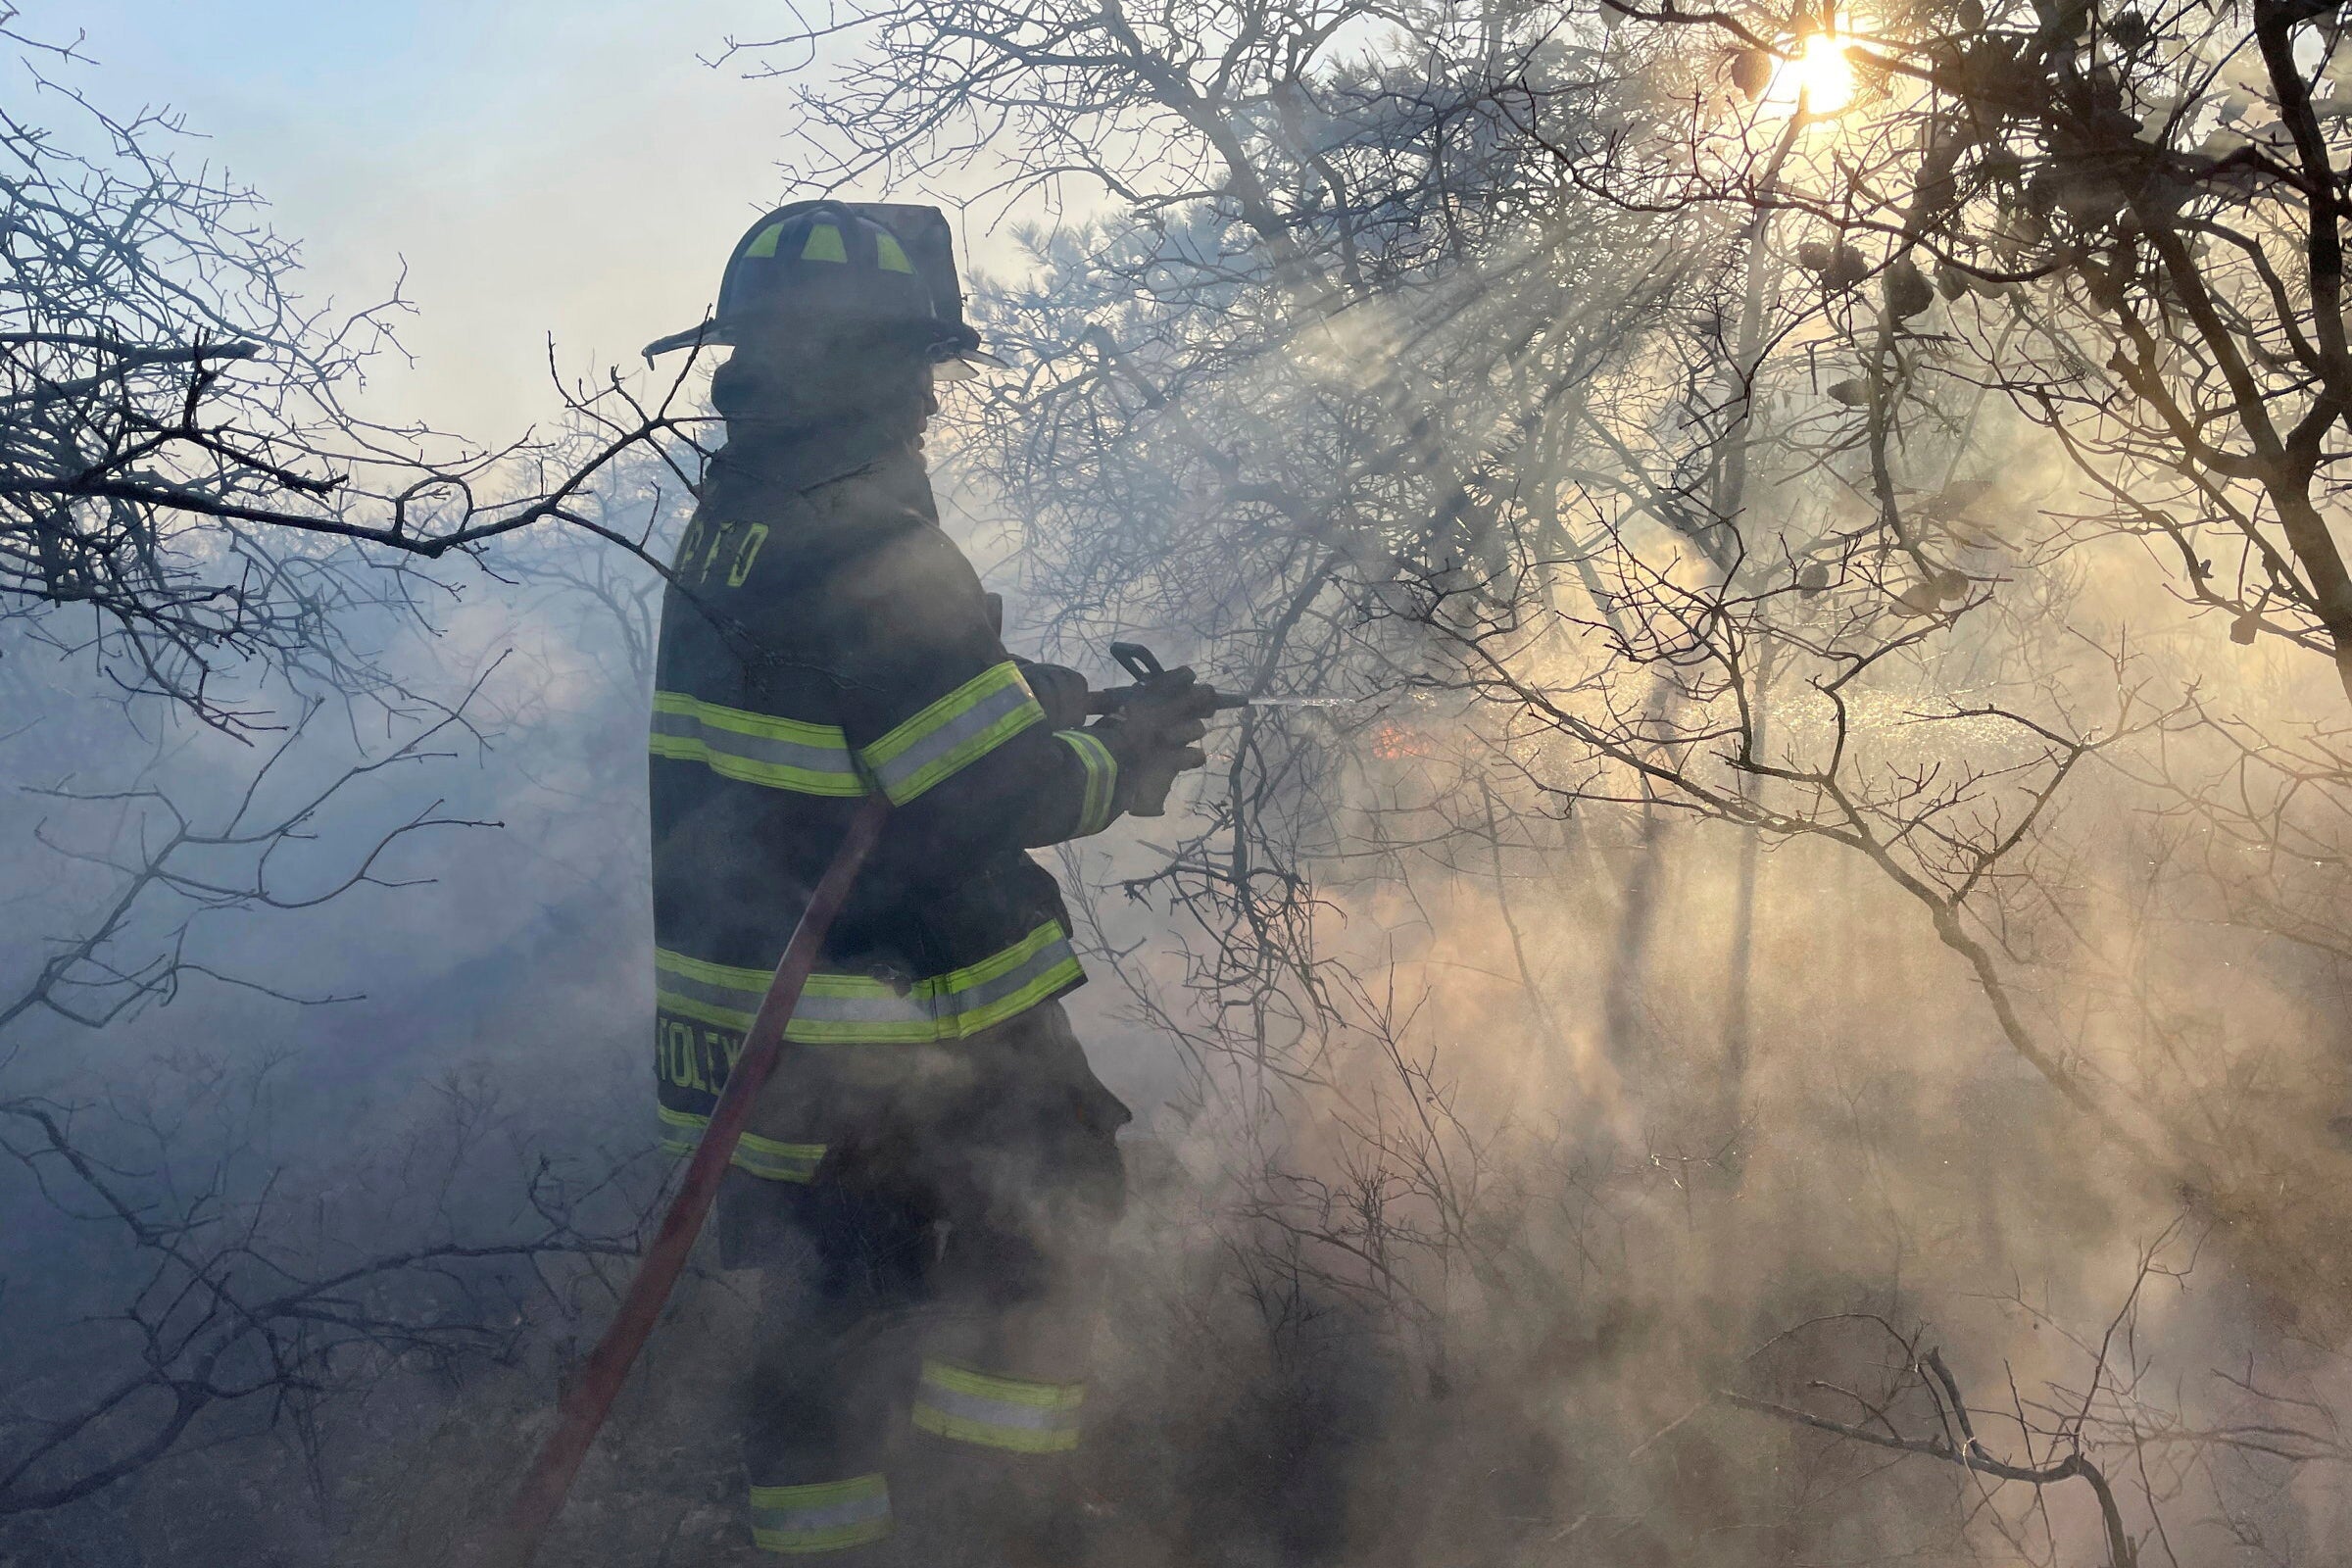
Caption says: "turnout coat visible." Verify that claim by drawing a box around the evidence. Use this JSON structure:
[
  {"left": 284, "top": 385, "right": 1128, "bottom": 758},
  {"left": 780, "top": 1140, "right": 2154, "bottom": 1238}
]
[{"left": 646, "top": 428, "right": 1120, "bottom": 1181}]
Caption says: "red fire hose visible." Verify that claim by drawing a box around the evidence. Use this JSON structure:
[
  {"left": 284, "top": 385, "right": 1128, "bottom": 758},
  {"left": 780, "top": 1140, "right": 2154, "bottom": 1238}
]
[{"left": 472, "top": 794, "right": 891, "bottom": 1568}]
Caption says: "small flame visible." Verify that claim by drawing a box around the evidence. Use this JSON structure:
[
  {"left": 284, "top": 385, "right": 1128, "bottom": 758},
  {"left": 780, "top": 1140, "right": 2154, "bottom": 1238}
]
[{"left": 1370, "top": 723, "right": 1432, "bottom": 760}]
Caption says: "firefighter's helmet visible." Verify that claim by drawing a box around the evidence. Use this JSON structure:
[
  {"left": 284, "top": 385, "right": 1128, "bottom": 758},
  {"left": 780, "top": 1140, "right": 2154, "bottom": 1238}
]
[{"left": 643, "top": 200, "right": 1004, "bottom": 379}]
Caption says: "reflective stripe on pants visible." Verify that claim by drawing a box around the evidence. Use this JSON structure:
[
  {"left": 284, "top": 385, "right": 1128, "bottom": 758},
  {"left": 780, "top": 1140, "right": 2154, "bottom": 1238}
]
[
  {"left": 910, "top": 1359, "right": 1085, "bottom": 1453},
  {"left": 749, "top": 1473, "right": 892, "bottom": 1554}
]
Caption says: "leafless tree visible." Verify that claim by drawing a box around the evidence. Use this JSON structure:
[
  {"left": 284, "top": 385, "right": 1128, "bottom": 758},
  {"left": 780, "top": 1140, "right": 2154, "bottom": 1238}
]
[
  {"left": 0, "top": 667, "right": 663, "bottom": 1534},
  {"left": 0, "top": 1088, "right": 641, "bottom": 1519},
  {"left": 1, "top": 12, "right": 705, "bottom": 729},
  {"left": 1725, "top": 1309, "right": 2147, "bottom": 1566},
  {"left": 213, "top": 1, "right": 2352, "bottom": 1561},
  {"left": 0, "top": 18, "right": 702, "bottom": 1544},
  {"left": 1574, "top": 0, "right": 2352, "bottom": 691}
]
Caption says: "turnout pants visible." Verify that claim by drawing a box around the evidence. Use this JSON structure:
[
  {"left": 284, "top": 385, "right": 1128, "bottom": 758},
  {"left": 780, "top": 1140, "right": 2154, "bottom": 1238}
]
[{"left": 714, "top": 1001, "right": 1129, "bottom": 1558}]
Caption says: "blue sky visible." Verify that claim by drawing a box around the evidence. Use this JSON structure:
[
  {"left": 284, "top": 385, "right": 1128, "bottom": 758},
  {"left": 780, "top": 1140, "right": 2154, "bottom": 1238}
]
[{"left": 14, "top": 1, "right": 823, "bottom": 436}]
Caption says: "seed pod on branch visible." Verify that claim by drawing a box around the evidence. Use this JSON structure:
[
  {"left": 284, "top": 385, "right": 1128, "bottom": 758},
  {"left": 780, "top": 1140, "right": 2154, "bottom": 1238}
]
[
  {"left": 1894, "top": 578, "right": 1946, "bottom": 614},
  {"left": 1730, "top": 47, "right": 1773, "bottom": 101},
  {"left": 1914, "top": 142, "right": 1965, "bottom": 225},
  {"left": 2079, "top": 256, "right": 2129, "bottom": 309},
  {"left": 1797, "top": 240, "right": 1870, "bottom": 289},
  {"left": 1886, "top": 258, "right": 1936, "bottom": 318},
  {"left": 2038, "top": 0, "right": 2093, "bottom": 40},
  {"left": 2025, "top": 169, "right": 2061, "bottom": 218},
  {"left": 1989, "top": 206, "right": 2045, "bottom": 261},
  {"left": 1979, "top": 145, "right": 2026, "bottom": 185},
  {"left": 1955, "top": 36, "right": 2031, "bottom": 106},
  {"left": 2199, "top": 126, "right": 2246, "bottom": 160},
  {"left": 2053, "top": 168, "right": 2123, "bottom": 232}
]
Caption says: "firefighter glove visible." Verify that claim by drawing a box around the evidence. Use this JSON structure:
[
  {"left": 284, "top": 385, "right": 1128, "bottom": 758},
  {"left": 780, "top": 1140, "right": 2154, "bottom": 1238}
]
[{"left": 1096, "top": 668, "right": 1216, "bottom": 817}]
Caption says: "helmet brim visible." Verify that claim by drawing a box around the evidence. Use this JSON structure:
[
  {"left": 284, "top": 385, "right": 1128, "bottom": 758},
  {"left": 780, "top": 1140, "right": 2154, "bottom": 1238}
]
[
  {"left": 642, "top": 322, "right": 1009, "bottom": 374},
  {"left": 931, "top": 344, "right": 1009, "bottom": 382},
  {"left": 642, "top": 320, "right": 729, "bottom": 363}
]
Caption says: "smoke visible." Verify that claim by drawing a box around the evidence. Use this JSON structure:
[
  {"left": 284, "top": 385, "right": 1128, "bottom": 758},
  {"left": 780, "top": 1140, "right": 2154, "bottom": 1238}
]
[
  {"left": 0, "top": 463, "right": 685, "bottom": 1559},
  {"left": 902, "top": 82, "right": 2352, "bottom": 1557},
  {"left": 18, "top": 3, "right": 2352, "bottom": 1565}
]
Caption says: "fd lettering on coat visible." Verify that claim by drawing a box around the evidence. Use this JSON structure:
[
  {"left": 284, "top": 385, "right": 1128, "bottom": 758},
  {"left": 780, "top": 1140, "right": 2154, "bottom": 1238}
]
[{"left": 674, "top": 518, "right": 770, "bottom": 589}]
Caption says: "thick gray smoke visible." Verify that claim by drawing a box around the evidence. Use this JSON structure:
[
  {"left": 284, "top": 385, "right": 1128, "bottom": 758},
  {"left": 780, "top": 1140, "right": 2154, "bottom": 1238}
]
[{"left": 15, "top": 3, "right": 2352, "bottom": 1566}]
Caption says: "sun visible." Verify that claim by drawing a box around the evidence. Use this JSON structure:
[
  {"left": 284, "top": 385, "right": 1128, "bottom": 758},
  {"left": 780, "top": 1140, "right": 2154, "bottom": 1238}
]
[{"left": 1770, "top": 31, "right": 1854, "bottom": 115}]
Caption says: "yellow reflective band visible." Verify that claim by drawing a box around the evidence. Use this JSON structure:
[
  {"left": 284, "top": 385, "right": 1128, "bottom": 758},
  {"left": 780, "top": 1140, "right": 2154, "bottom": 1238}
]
[
  {"left": 745, "top": 222, "right": 785, "bottom": 259},
  {"left": 657, "top": 1106, "right": 824, "bottom": 1183},
  {"left": 649, "top": 691, "right": 867, "bottom": 797},
  {"left": 1056, "top": 729, "right": 1118, "bottom": 837},
  {"left": 749, "top": 1473, "right": 891, "bottom": 1554},
  {"left": 874, "top": 231, "right": 913, "bottom": 272},
  {"left": 792, "top": 920, "right": 1079, "bottom": 1043},
  {"left": 801, "top": 223, "right": 848, "bottom": 264},
  {"left": 655, "top": 920, "right": 1081, "bottom": 1046},
  {"left": 858, "top": 662, "right": 1044, "bottom": 806},
  {"left": 912, "top": 1359, "right": 1084, "bottom": 1453}
]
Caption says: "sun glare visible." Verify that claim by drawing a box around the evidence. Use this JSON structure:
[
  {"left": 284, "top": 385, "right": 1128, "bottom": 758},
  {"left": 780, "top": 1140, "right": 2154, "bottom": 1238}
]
[{"left": 1771, "top": 32, "right": 1854, "bottom": 116}]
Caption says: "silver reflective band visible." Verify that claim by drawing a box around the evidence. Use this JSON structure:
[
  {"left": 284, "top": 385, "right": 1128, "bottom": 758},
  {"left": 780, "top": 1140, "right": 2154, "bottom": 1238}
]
[
  {"left": 915, "top": 1382, "right": 1084, "bottom": 1436},
  {"left": 655, "top": 921, "right": 1081, "bottom": 1045},
  {"left": 649, "top": 691, "right": 864, "bottom": 796},
  {"left": 749, "top": 1473, "right": 892, "bottom": 1554},
  {"left": 657, "top": 1106, "right": 824, "bottom": 1183},
  {"left": 911, "top": 1359, "right": 1084, "bottom": 1453},
  {"left": 791, "top": 922, "right": 1081, "bottom": 1042},
  {"left": 858, "top": 662, "right": 1045, "bottom": 806},
  {"left": 653, "top": 957, "right": 767, "bottom": 1025}
]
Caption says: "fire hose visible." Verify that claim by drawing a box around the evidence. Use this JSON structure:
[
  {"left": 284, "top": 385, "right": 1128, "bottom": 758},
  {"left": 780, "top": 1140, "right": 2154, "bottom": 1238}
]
[{"left": 470, "top": 794, "right": 890, "bottom": 1568}]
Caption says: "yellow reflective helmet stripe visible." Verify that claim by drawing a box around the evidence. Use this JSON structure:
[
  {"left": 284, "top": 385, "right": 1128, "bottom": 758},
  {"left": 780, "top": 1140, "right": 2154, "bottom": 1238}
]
[
  {"left": 648, "top": 691, "right": 866, "bottom": 797},
  {"left": 749, "top": 1473, "right": 891, "bottom": 1553},
  {"left": 801, "top": 223, "right": 848, "bottom": 264},
  {"left": 874, "top": 231, "right": 914, "bottom": 273},
  {"left": 744, "top": 222, "right": 786, "bottom": 259},
  {"left": 1056, "top": 729, "right": 1118, "bottom": 837},
  {"left": 655, "top": 920, "right": 1080, "bottom": 1046},
  {"left": 911, "top": 1360, "right": 1084, "bottom": 1453},
  {"left": 858, "top": 661, "right": 1044, "bottom": 806}
]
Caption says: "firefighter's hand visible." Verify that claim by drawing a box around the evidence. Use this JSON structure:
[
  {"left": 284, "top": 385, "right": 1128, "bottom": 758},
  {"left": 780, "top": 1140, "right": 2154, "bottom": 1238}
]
[
  {"left": 1017, "top": 660, "right": 1092, "bottom": 730},
  {"left": 1096, "top": 668, "right": 1216, "bottom": 817}
]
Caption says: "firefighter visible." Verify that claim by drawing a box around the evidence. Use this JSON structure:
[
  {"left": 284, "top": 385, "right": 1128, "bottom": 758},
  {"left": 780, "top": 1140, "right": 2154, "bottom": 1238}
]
[{"left": 641, "top": 201, "right": 1213, "bottom": 1561}]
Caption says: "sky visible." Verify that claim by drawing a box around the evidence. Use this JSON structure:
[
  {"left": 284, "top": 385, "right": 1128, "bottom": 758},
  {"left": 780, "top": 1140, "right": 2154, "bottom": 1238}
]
[{"left": 14, "top": 0, "right": 864, "bottom": 440}]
